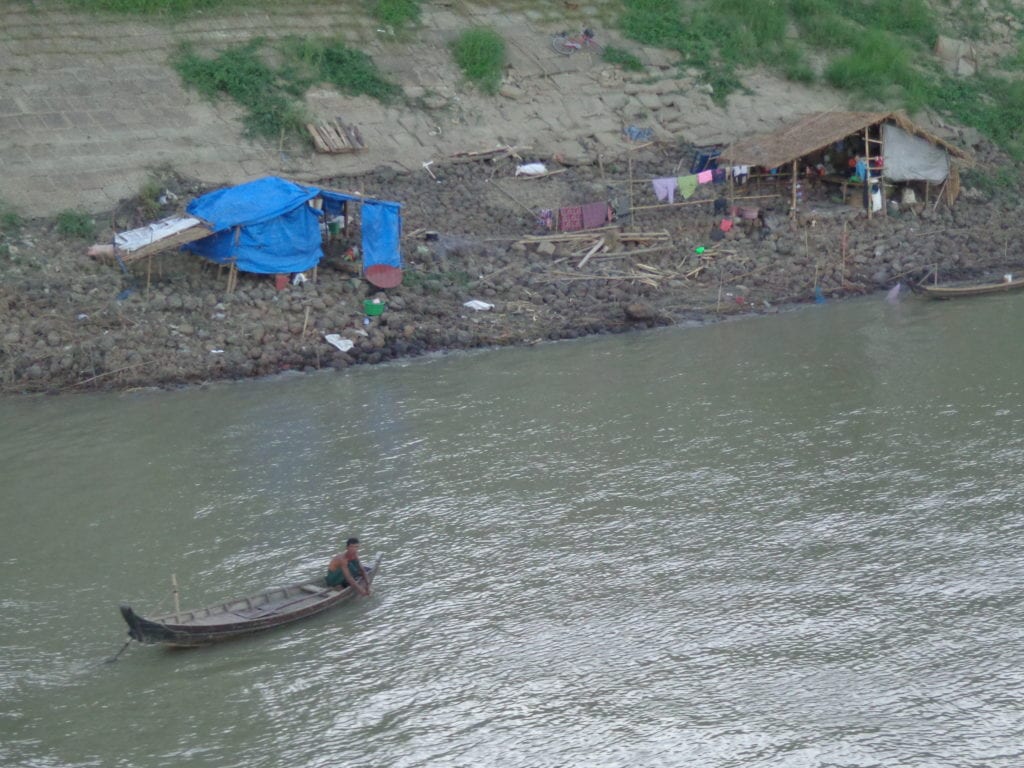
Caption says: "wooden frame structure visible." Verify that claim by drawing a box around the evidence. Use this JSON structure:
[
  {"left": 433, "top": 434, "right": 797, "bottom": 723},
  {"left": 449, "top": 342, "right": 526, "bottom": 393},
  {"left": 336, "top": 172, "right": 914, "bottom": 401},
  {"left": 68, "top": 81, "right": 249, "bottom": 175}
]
[{"left": 718, "top": 111, "right": 971, "bottom": 218}]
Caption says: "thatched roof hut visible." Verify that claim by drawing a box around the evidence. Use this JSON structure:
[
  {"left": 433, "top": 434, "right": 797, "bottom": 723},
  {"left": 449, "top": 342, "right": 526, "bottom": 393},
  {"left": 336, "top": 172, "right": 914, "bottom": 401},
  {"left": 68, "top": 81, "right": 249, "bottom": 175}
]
[{"left": 719, "top": 111, "right": 971, "bottom": 211}]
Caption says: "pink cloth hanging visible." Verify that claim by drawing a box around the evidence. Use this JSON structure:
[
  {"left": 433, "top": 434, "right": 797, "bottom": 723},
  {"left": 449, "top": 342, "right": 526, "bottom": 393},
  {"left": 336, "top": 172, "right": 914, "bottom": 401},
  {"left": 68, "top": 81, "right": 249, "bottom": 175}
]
[
  {"left": 697, "top": 170, "right": 713, "bottom": 184},
  {"left": 559, "top": 206, "right": 584, "bottom": 232},
  {"left": 581, "top": 202, "right": 610, "bottom": 229}
]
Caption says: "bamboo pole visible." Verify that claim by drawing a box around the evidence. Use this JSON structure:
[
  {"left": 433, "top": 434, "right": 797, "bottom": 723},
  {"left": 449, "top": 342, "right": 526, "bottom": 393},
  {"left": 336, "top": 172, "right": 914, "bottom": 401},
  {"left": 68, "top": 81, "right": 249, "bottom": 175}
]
[
  {"left": 628, "top": 150, "right": 636, "bottom": 232},
  {"left": 790, "top": 159, "right": 798, "bottom": 215},
  {"left": 841, "top": 221, "right": 848, "bottom": 288},
  {"left": 576, "top": 237, "right": 605, "bottom": 269},
  {"left": 864, "top": 127, "right": 872, "bottom": 220},
  {"left": 172, "top": 573, "right": 181, "bottom": 619}
]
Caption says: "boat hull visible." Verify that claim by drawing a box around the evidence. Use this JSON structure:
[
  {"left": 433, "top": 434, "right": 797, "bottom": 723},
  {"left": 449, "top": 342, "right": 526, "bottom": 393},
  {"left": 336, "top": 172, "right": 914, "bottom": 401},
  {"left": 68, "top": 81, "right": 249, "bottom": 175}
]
[
  {"left": 120, "top": 557, "right": 380, "bottom": 647},
  {"left": 922, "top": 277, "right": 1024, "bottom": 299}
]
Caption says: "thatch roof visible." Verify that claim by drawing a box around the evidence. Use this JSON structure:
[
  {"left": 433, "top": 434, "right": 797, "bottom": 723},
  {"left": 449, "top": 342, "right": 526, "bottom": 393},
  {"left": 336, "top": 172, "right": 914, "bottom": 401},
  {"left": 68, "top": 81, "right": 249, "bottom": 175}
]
[{"left": 718, "top": 111, "right": 970, "bottom": 169}]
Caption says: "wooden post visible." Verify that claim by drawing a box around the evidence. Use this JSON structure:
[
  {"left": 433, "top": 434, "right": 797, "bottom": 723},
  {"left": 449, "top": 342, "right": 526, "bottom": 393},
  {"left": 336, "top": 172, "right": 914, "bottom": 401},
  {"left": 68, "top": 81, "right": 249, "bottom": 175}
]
[
  {"left": 728, "top": 164, "right": 735, "bottom": 210},
  {"left": 628, "top": 150, "right": 636, "bottom": 232},
  {"left": 302, "top": 306, "right": 311, "bottom": 338},
  {"left": 863, "top": 127, "right": 872, "bottom": 220},
  {"left": 790, "top": 159, "right": 798, "bottom": 216},
  {"left": 146, "top": 255, "right": 153, "bottom": 297},
  {"left": 841, "top": 220, "right": 848, "bottom": 288},
  {"left": 171, "top": 573, "right": 181, "bottom": 619}
]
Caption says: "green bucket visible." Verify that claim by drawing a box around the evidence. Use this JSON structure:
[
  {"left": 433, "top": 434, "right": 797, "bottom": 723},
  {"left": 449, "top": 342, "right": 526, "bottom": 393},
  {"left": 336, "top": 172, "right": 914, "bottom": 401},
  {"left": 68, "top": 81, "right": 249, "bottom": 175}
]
[{"left": 363, "top": 299, "right": 386, "bottom": 316}]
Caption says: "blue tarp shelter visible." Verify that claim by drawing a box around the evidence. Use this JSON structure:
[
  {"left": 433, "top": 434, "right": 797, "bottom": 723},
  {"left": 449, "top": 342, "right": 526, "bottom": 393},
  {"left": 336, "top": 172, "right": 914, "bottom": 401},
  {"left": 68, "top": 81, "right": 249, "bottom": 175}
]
[
  {"left": 318, "top": 191, "right": 402, "bottom": 271},
  {"left": 184, "top": 177, "right": 323, "bottom": 274},
  {"left": 184, "top": 176, "right": 402, "bottom": 275}
]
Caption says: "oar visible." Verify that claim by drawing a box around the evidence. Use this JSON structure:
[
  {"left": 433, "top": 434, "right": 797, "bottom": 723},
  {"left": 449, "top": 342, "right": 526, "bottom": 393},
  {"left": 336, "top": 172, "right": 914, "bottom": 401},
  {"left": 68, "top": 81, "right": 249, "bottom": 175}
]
[{"left": 105, "top": 638, "right": 132, "bottom": 664}]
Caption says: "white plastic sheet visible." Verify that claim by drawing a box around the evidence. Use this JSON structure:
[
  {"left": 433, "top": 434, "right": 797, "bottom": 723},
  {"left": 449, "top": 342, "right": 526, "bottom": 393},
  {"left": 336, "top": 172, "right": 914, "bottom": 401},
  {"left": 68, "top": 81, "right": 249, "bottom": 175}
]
[{"left": 324, "top": 334, "right": 354, "bottom": 352}]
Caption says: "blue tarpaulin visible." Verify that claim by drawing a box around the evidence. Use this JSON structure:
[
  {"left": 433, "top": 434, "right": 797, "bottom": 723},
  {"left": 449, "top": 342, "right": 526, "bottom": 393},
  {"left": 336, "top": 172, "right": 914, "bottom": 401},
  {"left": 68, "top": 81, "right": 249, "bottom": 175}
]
[
  {"left": 184, "top": 176, "right": 402, "bottom": 276},
  {"left": 185, "top": 177, "right": 323, "bottom": 274},
  {"left": 360, "top": 201, "right": 402, "bottom": 269}
]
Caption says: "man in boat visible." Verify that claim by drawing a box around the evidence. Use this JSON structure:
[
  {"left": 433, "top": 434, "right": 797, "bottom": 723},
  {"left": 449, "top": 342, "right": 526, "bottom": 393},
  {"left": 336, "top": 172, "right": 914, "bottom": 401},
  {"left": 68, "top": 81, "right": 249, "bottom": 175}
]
[{"left": 326, "top": 537, "right": 371, "bottom": 595}]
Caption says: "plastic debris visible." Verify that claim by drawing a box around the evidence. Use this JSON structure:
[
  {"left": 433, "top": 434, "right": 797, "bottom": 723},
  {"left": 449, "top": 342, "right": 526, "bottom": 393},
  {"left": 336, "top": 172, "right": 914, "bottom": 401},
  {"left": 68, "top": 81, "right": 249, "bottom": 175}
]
[
  {"left": 292, "top": 272, "right": 307, "bottom": 285},
  {"left": 623, "top": 125, "right": 654, "bottom": 142},
  {"left": 324, "top": 334, "right": 355, "bottom": 352},
  {"left": 463, "top": 300, "right": 494, "bottom": 311},
  {"left": 515, "top": 163, "right": 547, "bottom": 177}
]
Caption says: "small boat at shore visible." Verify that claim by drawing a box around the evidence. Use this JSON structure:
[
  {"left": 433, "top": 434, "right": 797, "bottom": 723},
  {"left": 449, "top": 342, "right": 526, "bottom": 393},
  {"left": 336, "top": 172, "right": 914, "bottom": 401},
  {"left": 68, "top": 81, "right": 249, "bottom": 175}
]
[
  {"left": 921, "top": 274, "right": 1024, "bottom": 299},
  {"left": 119, "top": 555, "right": 381, "bottom": 647}
]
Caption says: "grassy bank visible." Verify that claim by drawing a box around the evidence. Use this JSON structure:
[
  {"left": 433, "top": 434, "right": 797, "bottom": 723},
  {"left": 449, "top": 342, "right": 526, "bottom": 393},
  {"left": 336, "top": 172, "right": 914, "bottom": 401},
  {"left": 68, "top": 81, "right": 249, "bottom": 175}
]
[{"left": 55, "top": 0, "right": 1024, "bottom": 159}]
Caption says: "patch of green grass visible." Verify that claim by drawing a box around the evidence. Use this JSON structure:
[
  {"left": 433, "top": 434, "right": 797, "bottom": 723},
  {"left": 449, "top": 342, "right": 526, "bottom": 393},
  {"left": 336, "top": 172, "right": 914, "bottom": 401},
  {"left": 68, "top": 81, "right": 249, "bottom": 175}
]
[
  {"left": 278, "top": 37, "right": 401, "bottom": 102},
  {"left": 777, "top": 42, "right": 815, "bottom": 84},
  {"left": 929, "top": 74, "right": 1024, "bottom": 160},
  {"left": 602, "top": 45, "right": 644, "bottom": 72},
  {"left": 172, "top": 39, "right": 306, "bottom": 141},
  {"left": 962, "top": 166, "right": 1021, "bottom": 198},
  {"left": 838, "top": 0, "right": 936, "bottom": 44},
  {"left": 56, "top": 210, "right": 97, "bottom": 240},
  {"left": 824, "top": 30, "right": 919, "bottom": 98},
  {"left": 619, "top": 0, "right": 687, "bottom": 50},
  {"left": 64, "top": 0, "right": 234, "bottom": 18},
  {"left": 790, "top": 2, "right": 861, "bottom": 49},
  {"left": 0, "top": 201, "right": 23, "bottom": 236},
  {"left": 173, "top": 37, "right": 398, "bottom": 143},
  {"left": 137, "top": 176, "right": 164, "bottom": 219},
  {"left": 450, "top": 28, "right": 505, "bottom": 95},
  {"left": 372, "top": 0, "right": 420, "bottom": 31}
]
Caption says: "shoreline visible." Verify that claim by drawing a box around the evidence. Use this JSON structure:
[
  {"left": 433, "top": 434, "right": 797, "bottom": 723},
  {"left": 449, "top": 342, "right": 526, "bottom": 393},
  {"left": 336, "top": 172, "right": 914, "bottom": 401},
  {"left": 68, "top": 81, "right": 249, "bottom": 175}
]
[{"left": 2, "top": 154, "right": 1021, "bottom": 396}]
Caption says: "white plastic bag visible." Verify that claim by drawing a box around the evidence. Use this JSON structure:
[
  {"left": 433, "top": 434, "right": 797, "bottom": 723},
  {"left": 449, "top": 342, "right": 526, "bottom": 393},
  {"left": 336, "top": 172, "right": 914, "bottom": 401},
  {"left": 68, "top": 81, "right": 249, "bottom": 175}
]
[
  {"left": 324, "top": 334, "right": 354, "bottom": 352},
  {"left": 515, "top": 163, "right": 547, "bottom": 177},
  {"left": 464, "top": 300, "right": 494, "bottom": 311}
]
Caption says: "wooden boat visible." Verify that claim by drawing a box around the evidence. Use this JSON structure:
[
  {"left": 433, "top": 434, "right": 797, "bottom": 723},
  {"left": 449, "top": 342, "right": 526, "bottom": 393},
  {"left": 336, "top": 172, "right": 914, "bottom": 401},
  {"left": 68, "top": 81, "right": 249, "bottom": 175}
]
[
  {"left": 119, "top": 555, "right": 381, "bottom": 647},
  {"left": 921, "top": 275, "right": 1024, "bottom": 299}
]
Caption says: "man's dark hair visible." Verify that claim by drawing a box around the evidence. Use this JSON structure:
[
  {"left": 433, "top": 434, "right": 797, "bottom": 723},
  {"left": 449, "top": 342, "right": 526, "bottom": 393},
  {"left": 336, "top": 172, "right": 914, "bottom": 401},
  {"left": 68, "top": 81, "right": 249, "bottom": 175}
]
[{"left": 346, "top": 537, "right": 359, "bottom": 546}]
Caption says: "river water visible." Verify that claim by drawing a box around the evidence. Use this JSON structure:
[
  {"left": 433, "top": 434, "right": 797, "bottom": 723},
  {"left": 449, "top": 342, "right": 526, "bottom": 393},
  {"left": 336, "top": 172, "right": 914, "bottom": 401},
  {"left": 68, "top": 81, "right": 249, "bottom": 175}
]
[{"left": 1, "top": 293, "right": 1022, "bottom": 768}]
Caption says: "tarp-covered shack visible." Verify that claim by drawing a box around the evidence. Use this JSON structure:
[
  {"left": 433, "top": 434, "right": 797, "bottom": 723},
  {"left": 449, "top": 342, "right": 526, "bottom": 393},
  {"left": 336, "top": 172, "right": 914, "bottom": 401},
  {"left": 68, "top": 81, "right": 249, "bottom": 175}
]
[
  {"left": 184, "top": 176, "right": 402, "bottom": 275},
  {"left": 718, "top": 111, "right": 971, "bottom": 214}
]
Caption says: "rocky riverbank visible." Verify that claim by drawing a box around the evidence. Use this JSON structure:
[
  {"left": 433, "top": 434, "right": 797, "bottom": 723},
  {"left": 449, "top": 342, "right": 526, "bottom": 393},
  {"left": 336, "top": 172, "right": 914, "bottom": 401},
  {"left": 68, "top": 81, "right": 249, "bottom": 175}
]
[{"left": 1, "top": 146, "right": 1021, "bottom": 395}]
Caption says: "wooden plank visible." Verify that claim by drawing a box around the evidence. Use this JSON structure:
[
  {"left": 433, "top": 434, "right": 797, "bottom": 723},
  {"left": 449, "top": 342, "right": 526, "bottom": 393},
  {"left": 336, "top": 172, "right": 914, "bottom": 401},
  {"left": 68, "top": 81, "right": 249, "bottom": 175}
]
[{"left": 307, "top": 118, "right": 367, "bottom": 154}]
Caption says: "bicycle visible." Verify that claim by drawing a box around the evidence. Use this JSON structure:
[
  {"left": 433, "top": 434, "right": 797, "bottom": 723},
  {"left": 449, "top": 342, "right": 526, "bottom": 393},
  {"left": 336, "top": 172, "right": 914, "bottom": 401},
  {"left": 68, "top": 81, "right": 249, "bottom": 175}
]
[{"left": 551, "top": 28, "right": 604, "bottom": 56}]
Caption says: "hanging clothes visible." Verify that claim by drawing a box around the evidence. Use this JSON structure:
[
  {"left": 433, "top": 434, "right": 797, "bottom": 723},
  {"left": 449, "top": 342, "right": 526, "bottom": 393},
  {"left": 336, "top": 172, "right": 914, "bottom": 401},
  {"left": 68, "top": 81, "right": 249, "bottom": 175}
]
[
  {"left": 558, "top": 206, "right": 584, "bottom": 232},
  {"left": 697, "top": 170, "right": 713, "bottom": 184},
  {"left": 677, "top": 175, "right": 699, "bottom": 200},
  {"left": 652, "top": 177, "right": 676, "bottom": 203},
  {"left": 581, "top": 202, "right": 610, "bottom": 229}
]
